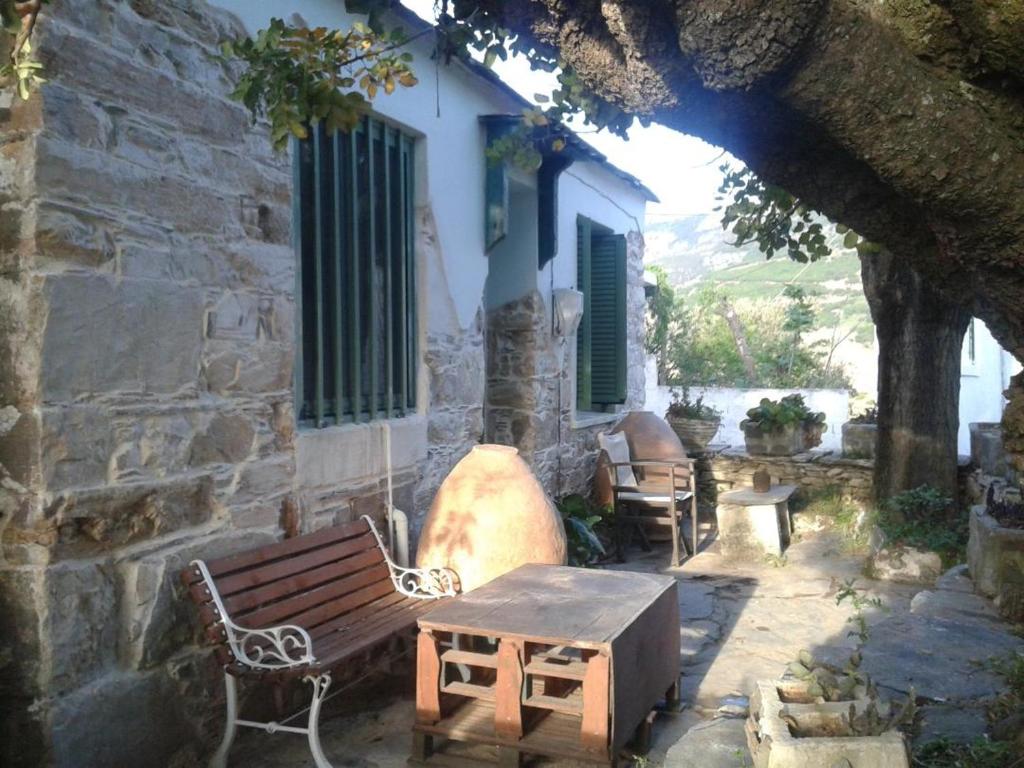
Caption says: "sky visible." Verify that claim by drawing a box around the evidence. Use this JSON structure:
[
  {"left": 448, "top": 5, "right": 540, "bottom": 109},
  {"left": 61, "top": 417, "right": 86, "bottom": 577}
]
[{"left": 400, "top": 0, "right": 735, "bottom": 220}]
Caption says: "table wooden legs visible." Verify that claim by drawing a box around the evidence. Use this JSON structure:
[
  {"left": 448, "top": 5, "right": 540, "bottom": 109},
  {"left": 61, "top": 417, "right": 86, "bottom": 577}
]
[
  {"left": 580, "top": 652, "right": 611, "bottom": 751},
  {"left": 495, "top": 639, "right": 524, "bottom": 739},
  {"left": 416, "top": 630, "right": 442, "bottom": 725}
]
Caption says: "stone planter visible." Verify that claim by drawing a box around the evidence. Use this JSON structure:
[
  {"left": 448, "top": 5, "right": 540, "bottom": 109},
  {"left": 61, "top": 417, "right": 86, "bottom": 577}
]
[
  {"left": 969, "top": 423, "right": 1011, "bottom": 478},
  {"left": 842, "top": 422, "right": 877, "bottom": 460},
  {"left": 803, "top": 423, "right": 826, "bottom": 451},
  {"left": 967, "top": 504, "right": 1024, "bottom": 621},
  {"left": 747, "top": 680, "right": 908, "bottom": 768},
  {"left": 666, "top": 415, "right": 720, "bottom": 455},
  {"left": 742, "top": 423, "right": 805, "bottom": 457}
]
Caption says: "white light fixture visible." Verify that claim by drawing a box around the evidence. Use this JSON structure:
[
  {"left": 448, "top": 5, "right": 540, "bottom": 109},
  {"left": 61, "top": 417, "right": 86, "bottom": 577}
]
[{"left": 552, "top": 288, "right": 584, "bottom": 338}]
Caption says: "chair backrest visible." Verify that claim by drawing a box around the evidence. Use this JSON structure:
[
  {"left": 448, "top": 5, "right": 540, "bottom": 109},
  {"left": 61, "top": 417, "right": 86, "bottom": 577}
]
[
  {"left": 180, "top": 518, "right": 394, "bottom": 661},
  {"left": 598, "top": 432, "right": 638, "bottom": 488}
]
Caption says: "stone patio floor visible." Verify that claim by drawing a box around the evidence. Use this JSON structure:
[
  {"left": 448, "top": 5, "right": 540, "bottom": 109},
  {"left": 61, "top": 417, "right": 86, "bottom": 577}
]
[{"left": 234, "top": 513, "right": 1024, "bottom": 768}]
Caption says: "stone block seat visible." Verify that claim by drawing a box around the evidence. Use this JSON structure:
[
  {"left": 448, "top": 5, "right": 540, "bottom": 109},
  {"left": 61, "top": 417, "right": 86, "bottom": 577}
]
[
  {"left": 180, "top": 516, "right": 458, "bottom": 768},
  {"left": 716, "top": 485, "right": 797, "bottom": 559}
]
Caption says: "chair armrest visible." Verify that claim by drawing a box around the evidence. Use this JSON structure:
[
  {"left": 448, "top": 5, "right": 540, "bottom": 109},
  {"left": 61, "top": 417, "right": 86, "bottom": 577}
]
[
  {"left": 189, "top": 559, "right": 316, "bottom": 670},
  {"left": 361, "top": 515, "right": 459, "bottom": 600},
  {"left": 387, "top": 562, "right": 460, "bottom": 600}
]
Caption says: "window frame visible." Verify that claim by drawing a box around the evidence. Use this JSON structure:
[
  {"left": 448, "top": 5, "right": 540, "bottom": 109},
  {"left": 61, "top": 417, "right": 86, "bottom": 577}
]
[{"left": 292, "top": 116, "right": 417, "bottom": 428}]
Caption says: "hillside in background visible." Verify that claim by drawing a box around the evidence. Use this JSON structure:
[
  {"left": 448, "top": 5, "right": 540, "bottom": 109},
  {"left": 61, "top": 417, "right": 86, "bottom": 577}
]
[{"left": 645, "top": 213, "right": 878, "bottom": 394}]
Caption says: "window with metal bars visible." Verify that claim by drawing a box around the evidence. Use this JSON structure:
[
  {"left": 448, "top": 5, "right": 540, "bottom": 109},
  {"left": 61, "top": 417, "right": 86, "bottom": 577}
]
[
  {"left": 293, "top": 117, "right": 417, "bottom": 426},
  {"left": 576, "top": 216, "right": 627, "bottom": 412}
]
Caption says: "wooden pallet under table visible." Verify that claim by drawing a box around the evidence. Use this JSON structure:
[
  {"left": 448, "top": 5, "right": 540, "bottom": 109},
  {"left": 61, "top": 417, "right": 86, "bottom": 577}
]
[{"left": 411, "top": 697, "right": 637, "bottom": 767}]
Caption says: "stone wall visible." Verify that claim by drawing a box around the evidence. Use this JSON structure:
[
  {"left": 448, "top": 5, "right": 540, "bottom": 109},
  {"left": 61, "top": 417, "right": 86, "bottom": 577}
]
[
  {"left": 0, "top": 2, "right": 484, "bottom": 766},
  {"left": 697, "top": 448, "right": 876, "bottom": 505},
  {"left": 485, "top": 230, "right": 646, "bottom": 499}
]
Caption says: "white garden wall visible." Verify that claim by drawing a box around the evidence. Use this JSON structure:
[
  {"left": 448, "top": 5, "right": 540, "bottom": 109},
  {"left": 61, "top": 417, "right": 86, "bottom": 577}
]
[{"left": 644, "top": 358, "right": 850, "bottom": 452}]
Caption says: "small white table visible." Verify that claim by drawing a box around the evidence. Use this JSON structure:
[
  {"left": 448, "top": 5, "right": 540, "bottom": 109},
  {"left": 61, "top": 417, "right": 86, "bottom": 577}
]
[{"left": 716, "top": 485, "right": 797, "bottom": 559}]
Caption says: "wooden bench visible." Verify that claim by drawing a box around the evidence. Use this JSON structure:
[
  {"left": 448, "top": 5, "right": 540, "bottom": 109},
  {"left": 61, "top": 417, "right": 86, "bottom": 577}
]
[{"left": 180, "top": 515, "right": 457, "bottom": 768}]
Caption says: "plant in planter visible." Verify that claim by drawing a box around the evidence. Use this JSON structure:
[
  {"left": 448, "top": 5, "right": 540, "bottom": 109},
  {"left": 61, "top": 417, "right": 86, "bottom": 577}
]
[
  {"left": 748, "top": 581, "right": 915, "bottom": 768},
  {"left": 843, "top": 406, "right": 878, "bottom": 460},
  {"left": 664, "top": 387, "right": 722, "bottom": 454},
  {"left": 740, "top": 394, "right": 827, "bottom": 456},
  {"left": 968, "top": 488, "right": 1024, "bottom": 621}
]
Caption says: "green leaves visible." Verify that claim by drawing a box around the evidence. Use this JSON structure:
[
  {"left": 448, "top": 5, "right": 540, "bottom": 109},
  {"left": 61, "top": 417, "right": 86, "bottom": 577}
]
[
  {"left": 556, "top": 494, "right": 609, "bottom": 566},
  {"left": 223, "top": 17, "right": 421, "bottom": 151},
  {"left": 717, "top": 164, "right": 871, "bottom": 264},
  {"left": 0, "top": 0, "right": 50, "bottom": 100}
]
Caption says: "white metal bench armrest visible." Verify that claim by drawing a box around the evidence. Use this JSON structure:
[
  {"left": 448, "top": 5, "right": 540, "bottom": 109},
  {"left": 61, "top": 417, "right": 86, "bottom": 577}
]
[
  {"left": 189, "top": 559, "right": 316, "bottom": 671},
  {"left": 361, "top": 515, "right": 459, "bottom": 599}
]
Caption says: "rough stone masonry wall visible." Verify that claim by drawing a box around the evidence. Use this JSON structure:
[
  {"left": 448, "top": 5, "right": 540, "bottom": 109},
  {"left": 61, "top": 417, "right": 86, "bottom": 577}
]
[
  {"left": 697, "top": 448, "right": 876, "bottom": 505},
  {"left": 0, "top": 2, "right": 484, "bottom": 766},
  {"left": 485, "top": 230, "right": 646, "bottom": 498}
]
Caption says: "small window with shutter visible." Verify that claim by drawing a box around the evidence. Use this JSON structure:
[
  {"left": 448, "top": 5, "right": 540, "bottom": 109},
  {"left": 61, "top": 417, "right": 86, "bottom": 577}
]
[{"left": 576, "top": 216, "right": 627, "bottom": 411}]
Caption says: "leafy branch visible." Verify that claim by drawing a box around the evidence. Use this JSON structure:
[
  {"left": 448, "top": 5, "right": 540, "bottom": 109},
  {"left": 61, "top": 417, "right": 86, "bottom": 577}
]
[
  {"left": 1, "top": 0, "right": 48, "bottom": 99},
  {"left": 224, "top": 17, "right": 424, "bottom": 150},
  {"left": 716, "top": 163, "right": 879, "bottom": 264}
]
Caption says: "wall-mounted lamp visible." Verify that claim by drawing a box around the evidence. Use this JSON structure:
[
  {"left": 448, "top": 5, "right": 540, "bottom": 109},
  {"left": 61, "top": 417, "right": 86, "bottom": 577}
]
[{"left": 552, "top": 288, "right": 584, "bottom": 338}]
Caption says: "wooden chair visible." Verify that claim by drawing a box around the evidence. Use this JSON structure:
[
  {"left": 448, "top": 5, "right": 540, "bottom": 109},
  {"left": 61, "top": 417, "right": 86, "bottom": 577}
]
[
  {"left": 598, "top": 432, "right": 698, "bottom": 568},
  {"left": 180, "top": 516, "right": 457, "bottom": 768}
]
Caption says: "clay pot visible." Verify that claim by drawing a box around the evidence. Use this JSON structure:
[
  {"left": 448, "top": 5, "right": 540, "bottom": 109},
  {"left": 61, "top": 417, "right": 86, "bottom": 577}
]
[
  {"left": 416, "top": 445, "right": 566, "bottom": 592},
  {"left": 595, "top": 411, "right": 688, "bottom": 507}
]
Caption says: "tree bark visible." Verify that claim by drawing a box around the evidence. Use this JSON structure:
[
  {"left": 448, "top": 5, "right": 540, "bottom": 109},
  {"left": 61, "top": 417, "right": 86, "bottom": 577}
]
[
  {"left": 860, "top": 251, "right": 971, "bottom": 502},
  {"left": 470, "top": 0, "right": 1024, "bottom": 364}
]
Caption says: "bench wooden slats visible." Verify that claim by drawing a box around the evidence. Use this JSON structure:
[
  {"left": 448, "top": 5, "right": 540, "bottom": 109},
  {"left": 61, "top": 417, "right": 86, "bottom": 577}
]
[
  {"left": 273, "top": 576, "right": 397, "bottom": 636},
  {"left": 236, "top": 565, "right": 392, "bottom": 630},
  {"left": 213, "top": 531, "right": 380, "bottom": 597},
  {"left": 312, "top": 600, "right": 437, "bottom": 669},
  {"left": 309, "top": 589, "right": 419, "bottom": 642},
  {"left": 183, "top": 518, "right": 372, "bottom": 584},
  {"left": 221, "top": 548, "right": 386, "bottom": 615}
]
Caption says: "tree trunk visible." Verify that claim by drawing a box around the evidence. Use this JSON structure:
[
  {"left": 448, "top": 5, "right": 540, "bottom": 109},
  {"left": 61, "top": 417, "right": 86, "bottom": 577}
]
[
  {"left": 716, "top": 298, "right": 756, "bottom": 381},
  {"left": 860, "top": 251, "right": 970, "bottom": 503}
]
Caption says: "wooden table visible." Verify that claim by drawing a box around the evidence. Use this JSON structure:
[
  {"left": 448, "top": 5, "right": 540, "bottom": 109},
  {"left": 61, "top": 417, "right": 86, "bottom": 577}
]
[{"left": 412, "top": 564, "right": 680, "bottom": 767}]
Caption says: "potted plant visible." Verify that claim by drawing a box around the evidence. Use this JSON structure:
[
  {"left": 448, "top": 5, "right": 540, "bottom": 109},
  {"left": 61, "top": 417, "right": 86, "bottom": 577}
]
[
  {"left": 842, "top": 406, "right": 878, "bottom": 460},
  {"left": 740, "top": 394, "right": 827, "bottom": 456},
  {"left": 664, "top": 387, "right": 722, "bottom": 455}
]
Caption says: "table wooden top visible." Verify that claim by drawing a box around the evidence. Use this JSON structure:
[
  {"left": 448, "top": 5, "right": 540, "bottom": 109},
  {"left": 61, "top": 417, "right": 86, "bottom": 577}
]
[{"left": 419, "top": 564, "right": 677, "bottom": 649}]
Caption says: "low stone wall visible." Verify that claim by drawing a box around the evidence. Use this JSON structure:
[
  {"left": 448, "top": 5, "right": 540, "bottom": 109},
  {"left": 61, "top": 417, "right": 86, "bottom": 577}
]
[{"left": 696, "top": 448, "right": 875, "bottom": 504}]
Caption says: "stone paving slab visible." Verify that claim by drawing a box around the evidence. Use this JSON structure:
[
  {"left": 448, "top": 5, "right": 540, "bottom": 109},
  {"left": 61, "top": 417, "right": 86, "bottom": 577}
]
[{"left": 232, "top": 514, "right": 1023, "bottom": 768}]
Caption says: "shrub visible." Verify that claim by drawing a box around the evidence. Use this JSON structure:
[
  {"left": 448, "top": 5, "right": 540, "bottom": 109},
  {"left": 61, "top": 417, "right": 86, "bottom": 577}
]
[
  {"left": 876, "top": 486, "right": 967, "bottom": 567},
  {"left": 665, "top": 386, "right": 721, "bottom": 421},
  {"left": 849, "top": 406, "right": 878, "bottom": 425},
  {"left": 556, "top": 494, "right": 609, "bottom": 567}
]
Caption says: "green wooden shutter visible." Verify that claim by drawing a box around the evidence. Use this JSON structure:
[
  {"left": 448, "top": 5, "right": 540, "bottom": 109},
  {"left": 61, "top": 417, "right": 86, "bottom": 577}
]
[
  {"left": 576, "top": 218, "right": 592, "bottom": 410},
  {"left": 589, "top": 232, "right": 627, "bottom": 405},
  {"left": 577, "top": 216, "right": 627, "bottom": 411}
]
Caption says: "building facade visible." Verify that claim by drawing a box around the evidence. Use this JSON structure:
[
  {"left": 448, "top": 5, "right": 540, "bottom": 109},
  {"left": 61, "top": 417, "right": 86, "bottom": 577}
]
[{"left": 0, "top": 2, "right": 652, "bottom": 765}]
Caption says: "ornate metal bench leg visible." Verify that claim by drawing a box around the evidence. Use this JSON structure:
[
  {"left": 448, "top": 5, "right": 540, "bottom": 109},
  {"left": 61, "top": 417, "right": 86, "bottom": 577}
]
[
  {"left": 209, "top": 673, "right": 238, "bottom": 768},
  {"left": 306, "top": 674, "right": 335, "bottom": 768}
]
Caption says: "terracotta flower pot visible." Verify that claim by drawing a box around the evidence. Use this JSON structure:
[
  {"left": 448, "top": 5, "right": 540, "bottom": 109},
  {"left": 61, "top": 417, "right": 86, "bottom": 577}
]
[
  {"left": 416, "top": 444, "right": 566, "bottom": 592},
  {"left": 666, "top": 415, "right": 720, "bottom": 455},
  {"left": 595, "top": 411, "right": 688, "bottom": 507}
]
